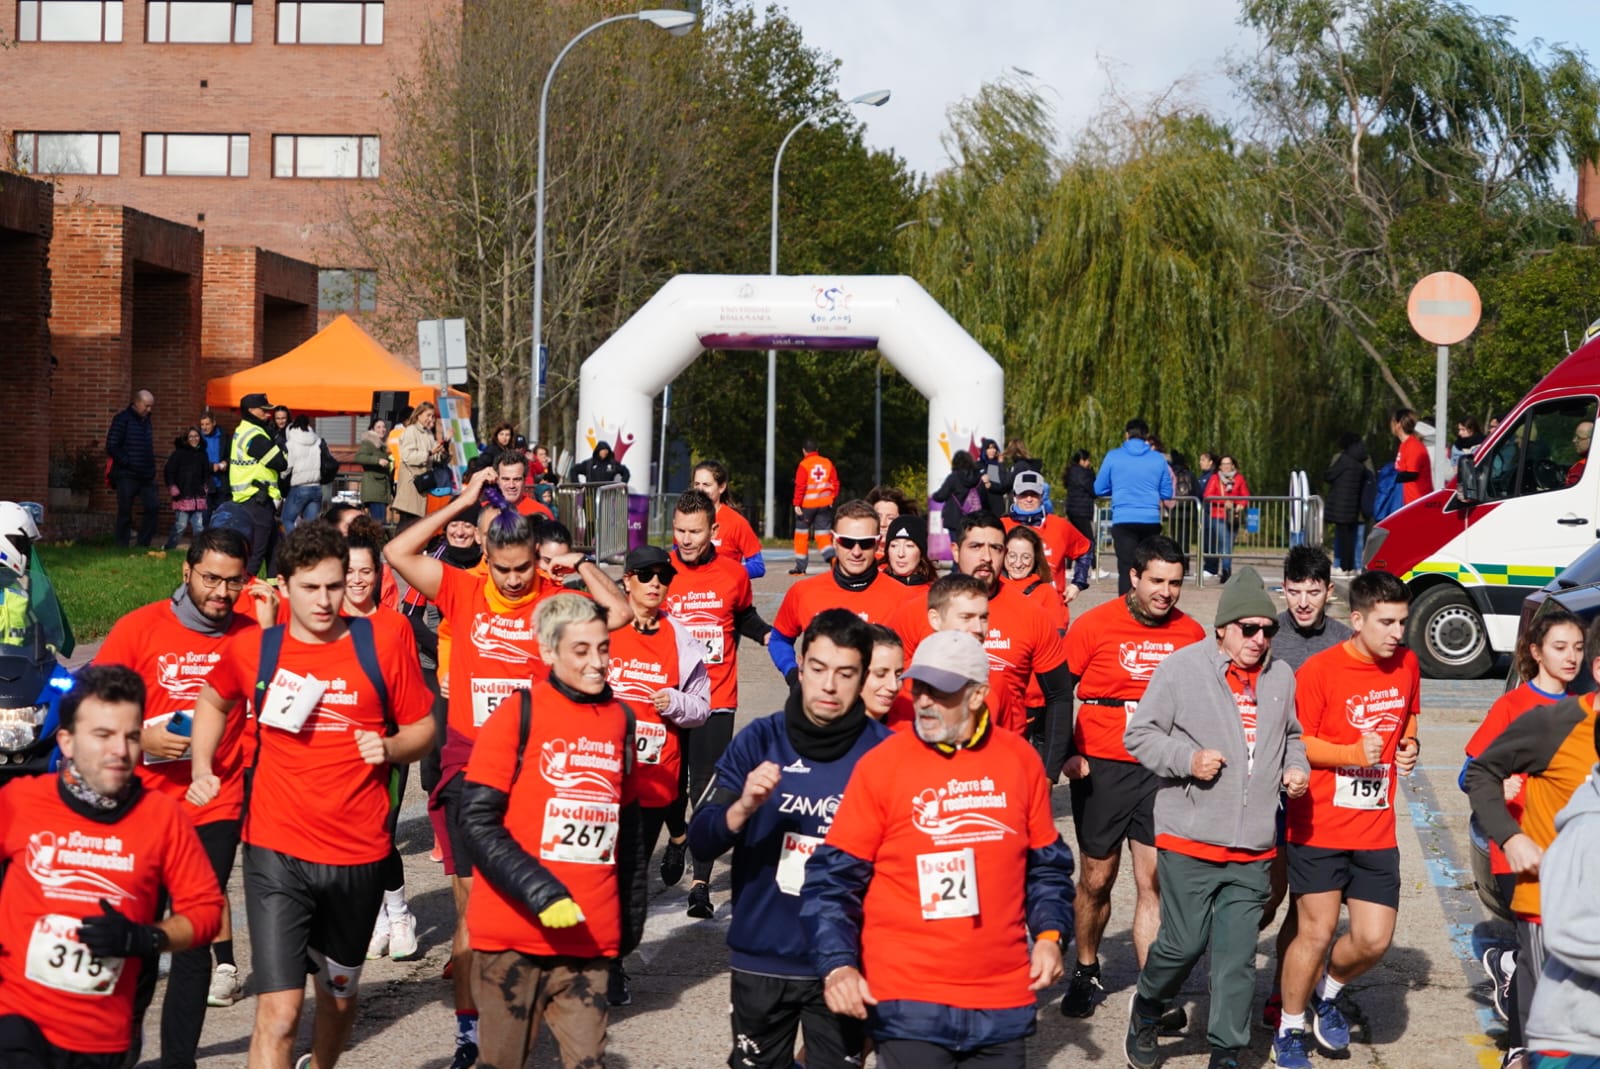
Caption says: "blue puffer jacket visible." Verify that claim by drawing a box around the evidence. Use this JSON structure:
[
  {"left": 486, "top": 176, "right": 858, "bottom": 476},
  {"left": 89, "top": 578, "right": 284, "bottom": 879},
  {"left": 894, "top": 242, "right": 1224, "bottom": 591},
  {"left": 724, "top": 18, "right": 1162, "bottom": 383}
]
[
  {"left": 1093, "top": 438, "right": 1172, "bottom": 524},
  {"left": 107, "top": 406, "right": 156, "bottom": 480}
]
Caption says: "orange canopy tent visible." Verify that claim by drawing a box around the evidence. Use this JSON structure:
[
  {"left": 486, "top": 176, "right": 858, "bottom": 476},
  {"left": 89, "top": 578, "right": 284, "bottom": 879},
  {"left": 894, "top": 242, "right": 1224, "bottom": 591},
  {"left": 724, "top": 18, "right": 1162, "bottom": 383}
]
[{"left": 205, "top": 314, "right": 470, "bottom": 417}]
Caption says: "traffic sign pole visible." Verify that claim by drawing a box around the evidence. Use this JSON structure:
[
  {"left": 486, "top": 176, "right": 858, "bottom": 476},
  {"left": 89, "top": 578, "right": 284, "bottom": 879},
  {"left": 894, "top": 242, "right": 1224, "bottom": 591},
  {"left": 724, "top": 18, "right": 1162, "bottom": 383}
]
[{"left": 1436, "top": 344, "right": 1450, "bottom": 482}]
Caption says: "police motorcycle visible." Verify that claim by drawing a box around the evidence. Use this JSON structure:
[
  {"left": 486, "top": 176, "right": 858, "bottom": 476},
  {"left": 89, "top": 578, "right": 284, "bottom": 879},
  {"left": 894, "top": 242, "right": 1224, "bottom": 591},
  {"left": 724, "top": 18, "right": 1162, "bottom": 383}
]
[{"left": 0, "top": 502, "right": 76, "bottom": 780}]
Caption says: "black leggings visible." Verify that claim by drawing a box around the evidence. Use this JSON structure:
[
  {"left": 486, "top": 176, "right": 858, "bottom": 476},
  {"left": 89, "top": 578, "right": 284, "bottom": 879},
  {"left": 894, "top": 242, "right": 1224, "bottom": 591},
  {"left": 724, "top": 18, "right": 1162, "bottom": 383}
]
[
  {"left": 683, "top": 711, "right": 736, "bottom": 883},
  {"left": 382, "top": 764, "right": 410, "bottom": 895}
]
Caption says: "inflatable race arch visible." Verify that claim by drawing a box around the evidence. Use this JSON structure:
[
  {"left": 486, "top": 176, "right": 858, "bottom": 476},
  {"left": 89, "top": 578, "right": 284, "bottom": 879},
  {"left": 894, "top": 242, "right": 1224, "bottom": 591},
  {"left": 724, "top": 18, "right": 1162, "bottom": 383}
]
[{"left": 576, "top": 275, "right": 1004, "bottom": 507}]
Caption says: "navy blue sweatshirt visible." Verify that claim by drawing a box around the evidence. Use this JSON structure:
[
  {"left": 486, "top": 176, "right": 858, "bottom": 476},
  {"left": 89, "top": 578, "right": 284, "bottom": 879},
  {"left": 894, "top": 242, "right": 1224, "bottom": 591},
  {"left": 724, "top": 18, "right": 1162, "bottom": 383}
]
[{"left": 687, "top": 706, "right": 889, "bottom": 978}]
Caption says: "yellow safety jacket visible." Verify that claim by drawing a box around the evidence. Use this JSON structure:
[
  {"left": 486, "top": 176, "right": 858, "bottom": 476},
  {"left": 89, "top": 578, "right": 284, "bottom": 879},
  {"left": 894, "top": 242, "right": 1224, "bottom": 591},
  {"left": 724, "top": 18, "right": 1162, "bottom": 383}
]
[{"left": 230, "top": 422, "right": 282, "bottom": 504}]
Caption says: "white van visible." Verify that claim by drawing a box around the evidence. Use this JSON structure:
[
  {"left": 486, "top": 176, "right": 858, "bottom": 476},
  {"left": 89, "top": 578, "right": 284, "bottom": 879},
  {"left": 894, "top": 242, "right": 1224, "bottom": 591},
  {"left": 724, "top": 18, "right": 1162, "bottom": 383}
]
[{"left": 1363, "top": 349, "right": 1598, "bottom": 677}]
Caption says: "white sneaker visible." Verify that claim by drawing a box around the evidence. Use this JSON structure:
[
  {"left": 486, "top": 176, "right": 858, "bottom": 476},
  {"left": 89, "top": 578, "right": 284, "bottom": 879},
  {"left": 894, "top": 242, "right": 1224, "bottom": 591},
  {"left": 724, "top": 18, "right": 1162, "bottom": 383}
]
[
  {"left": 366, "top": 913, "right": 391, "bottom": 960},
  {"left": 207, "top": 962, "right": 242, "bottom": 1007},
  {"left": 388, "top": 909, "right": 419, "bottom": 961}
]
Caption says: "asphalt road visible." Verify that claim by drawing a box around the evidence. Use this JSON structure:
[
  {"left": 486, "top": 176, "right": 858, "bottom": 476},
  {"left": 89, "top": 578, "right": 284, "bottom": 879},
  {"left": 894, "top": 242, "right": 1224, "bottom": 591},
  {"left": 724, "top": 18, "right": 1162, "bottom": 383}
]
[{"left": 121, "top": 567, "right": 1516, "bottom": 1068}]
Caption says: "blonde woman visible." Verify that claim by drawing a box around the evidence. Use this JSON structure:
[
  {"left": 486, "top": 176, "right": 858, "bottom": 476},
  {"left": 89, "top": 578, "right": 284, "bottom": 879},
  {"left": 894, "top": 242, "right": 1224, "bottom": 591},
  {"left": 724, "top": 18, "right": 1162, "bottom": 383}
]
[{"left": 395, "top": 402, "right": 446, "bottom": 528}]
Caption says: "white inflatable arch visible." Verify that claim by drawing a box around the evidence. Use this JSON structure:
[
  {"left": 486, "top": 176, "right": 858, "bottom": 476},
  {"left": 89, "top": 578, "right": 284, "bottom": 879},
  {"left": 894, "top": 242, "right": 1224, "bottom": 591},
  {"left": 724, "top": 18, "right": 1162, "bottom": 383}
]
[{"left": 576, "top": 274, "right": 1004, "bottom": 510}]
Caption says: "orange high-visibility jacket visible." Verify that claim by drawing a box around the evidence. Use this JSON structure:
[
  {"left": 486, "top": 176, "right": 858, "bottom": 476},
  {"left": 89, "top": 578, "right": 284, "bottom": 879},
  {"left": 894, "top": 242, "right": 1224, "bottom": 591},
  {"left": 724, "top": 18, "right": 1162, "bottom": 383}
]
[{"left": 793, "top": 452, "right": 839, "bottom": 508}]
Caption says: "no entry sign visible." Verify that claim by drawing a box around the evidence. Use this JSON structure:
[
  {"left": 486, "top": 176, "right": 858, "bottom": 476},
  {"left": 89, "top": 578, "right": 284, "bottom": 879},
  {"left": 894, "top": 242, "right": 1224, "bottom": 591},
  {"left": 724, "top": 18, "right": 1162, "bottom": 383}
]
[{"left": 1408, "top": 272, "right": 1481, "bottom": 346}]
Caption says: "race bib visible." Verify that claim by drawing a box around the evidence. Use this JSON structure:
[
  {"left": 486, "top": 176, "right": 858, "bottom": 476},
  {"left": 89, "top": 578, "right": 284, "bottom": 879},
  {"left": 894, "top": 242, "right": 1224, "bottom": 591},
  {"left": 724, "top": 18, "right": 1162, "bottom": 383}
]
[
  {"left": 633, "top": 721, "right": 668, "bottom": 765},
  {"left": 918, "top": 848, "right": 979, "bottom": 920},
  {"left": 776, "top": 831, "right": 822, "bottom": 896},
  {"left": 1333, "top": 764, "right": 1390, "bottom": 810},
  {"left": 258, "top": 669, "right": 327, "bottom": 734},
  {"left": 539, "top": 799, "right": 620, "bottom": 865},
  {"left": 690, "top": 624, "right": 725, "bottom": 666},
  {"left": 471, "top": 678, "right": 524, "bottom": 728},
  {"left": 25, "top": 914, "right": 124, "bottom": 996}
]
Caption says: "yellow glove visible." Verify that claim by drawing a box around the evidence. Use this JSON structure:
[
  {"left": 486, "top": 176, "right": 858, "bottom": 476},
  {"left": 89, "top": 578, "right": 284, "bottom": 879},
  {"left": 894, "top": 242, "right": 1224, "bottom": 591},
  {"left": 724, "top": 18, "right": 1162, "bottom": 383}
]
[{"left": 537, "top": 898, "right": 585, "bottom": 929}]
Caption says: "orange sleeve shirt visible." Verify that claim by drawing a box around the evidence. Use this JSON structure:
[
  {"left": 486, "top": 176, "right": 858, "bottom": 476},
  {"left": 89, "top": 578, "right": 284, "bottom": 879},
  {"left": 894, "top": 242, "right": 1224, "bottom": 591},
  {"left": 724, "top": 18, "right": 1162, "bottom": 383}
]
[
  {"left": 773, "top": 571, "right": 908, "bottom": 638},
  {"left": 94, "top": 600, "right": 258, "bottom": 825},
  {"left": 822, "top": 728, "right": 1061, "bottom": 1010},
  {"left": 665, "top": 549, "right": 752, "bottom": 711},
  {"left": 1466, "top": 683, "right": 1559, "bottom": 875},
  {"left": 1065, "top": 598, "right": 1206, "bottom": 762},
  {"left": 714, "top": 503, "right": 764, "bottom": 564},
  {"left": 606, "top": 621, "right": 685, "bottom": 808},
  {"left": 464, "top": 681, "right": 633, "bottom": 957},
  {"left": 435, "top": 565, "right": 550, "bottom": 741},
  {"left": 1285, "top": 642, "right": 1421, "bottom": 850},
  {"left": 794, "top": 453, "right": 839, "bottom": 508}
]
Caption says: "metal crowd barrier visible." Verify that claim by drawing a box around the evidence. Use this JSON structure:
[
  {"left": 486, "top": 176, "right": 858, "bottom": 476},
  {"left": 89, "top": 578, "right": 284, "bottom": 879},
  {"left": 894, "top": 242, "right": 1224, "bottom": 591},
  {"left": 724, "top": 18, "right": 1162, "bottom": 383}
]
[
  {"left": 552, "top": 482, "right": 631, "bottom": 563},
  {"left": 1092, "top": 495, "right": 1323, "bottom": 588}
]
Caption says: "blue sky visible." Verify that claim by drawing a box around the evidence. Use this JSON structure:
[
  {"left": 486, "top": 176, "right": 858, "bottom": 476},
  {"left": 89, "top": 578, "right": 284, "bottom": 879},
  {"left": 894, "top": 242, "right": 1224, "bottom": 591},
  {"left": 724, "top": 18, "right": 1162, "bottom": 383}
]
[{"left": 782, "top": 1, "right": 1592, "bottom": 184}]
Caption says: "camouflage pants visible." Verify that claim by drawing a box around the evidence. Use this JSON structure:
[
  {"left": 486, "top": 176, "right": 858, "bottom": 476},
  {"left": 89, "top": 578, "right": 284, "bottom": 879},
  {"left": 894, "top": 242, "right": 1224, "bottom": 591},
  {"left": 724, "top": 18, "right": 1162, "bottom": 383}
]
[{"left": 473, "top": 950, "right": 609, "bottom": 1069}]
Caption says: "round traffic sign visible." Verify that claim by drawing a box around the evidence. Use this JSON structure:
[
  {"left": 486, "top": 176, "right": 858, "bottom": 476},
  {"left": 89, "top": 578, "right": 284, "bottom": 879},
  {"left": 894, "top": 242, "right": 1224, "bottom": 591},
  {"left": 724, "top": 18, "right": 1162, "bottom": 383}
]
[{"left": 1408, "top": 271, "right": 1481, "bottom": 345}]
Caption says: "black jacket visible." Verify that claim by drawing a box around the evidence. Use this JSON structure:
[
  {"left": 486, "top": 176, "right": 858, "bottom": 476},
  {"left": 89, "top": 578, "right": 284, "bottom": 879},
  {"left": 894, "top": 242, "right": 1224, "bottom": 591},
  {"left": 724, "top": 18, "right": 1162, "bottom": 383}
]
[
  {"left": 107, "top": 406, "right": 156, "bottom": 480},
  {"left": 1324, "top": 440, "right": 1372, "bottom": 524},
  {"left": 932, "top": 467, "right": 982, "bottom": 534},
  {"left": 163, "top": 437, "right": 211, "bottom": 499},
  {"left": 574, "top": 442, "right": 629, "bottom": 485},
  {"left": 1064, "top": 464, "right": 1097, "bottom": 520},
  {"left": 977, "top": 440, "right": 1008, "bottom": 516}
]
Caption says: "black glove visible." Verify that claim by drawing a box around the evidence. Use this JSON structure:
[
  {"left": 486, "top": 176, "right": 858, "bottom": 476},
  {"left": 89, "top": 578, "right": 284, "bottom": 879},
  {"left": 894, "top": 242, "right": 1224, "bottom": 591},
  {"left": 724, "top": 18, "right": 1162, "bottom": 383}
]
[{"left": 78, "top": 898, "right": 164, "bottom": 959}]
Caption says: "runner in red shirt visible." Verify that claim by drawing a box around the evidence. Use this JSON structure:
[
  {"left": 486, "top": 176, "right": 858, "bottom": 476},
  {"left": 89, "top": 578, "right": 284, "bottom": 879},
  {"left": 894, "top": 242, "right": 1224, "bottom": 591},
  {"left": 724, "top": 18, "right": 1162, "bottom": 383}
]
[
  {"left": 383, "top": 465, "right": 629, "bottom": 1068},
  {"left": 1047, "top": 534, "right": 1206, "bottom": 1021},
  {"left": 1391, "top": 408, "right": 1434, "bottom": 505},
  {"left": 1001, "top": 524, "right": 1070, "bottom": 733},
  {"left": 188, "top": 523, "right": 436, "bottom": 1069},
  {"left": 883, "top": 573, "right": 1027, "bottom": 735},
  {"left": 771, "top": 501, "right": 911, "bottom": 681},
  {"left": 804, "top": 631, "right": 1075, "bottom": 1064},
  {"left": 0, "top": 665, "right": 224, "bottom": 1068},
  {"left": 1003, "top": 471, "right": 1091, "bottom": 605},
  {"left": 92, "top": 529, "right": 260, "bottom": 1059},
  {"left": 461, "top": 593, "right": 645, "bottom": 1069},
  {"left": 664, "top": 490, "right": 773, "bottom": 919},
  {"left": 1275, "top": 571, "right": 1420, "bottom": 1066},
  {"left": 692, "top": 460, "right": 766, "bottom": 579}
]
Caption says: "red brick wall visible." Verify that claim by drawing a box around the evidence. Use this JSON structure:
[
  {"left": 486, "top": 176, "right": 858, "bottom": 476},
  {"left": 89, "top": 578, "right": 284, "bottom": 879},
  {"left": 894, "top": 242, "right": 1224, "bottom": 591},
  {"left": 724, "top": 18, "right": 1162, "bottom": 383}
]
[{"left": 0, "top": 174, "right": 54, "bottom": 506}]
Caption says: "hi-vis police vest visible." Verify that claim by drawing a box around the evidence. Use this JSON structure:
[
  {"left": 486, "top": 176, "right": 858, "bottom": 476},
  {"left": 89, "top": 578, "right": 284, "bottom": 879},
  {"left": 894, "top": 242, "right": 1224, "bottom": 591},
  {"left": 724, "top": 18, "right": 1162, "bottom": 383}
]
[{"left": 230, "top": 423, "right": 282, "bottom": 505}]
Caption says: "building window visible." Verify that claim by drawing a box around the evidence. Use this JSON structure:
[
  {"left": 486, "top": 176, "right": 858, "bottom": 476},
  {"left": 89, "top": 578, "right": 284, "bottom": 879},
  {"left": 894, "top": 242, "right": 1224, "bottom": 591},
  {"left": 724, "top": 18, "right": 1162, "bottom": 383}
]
[
  {"left": 318, "top": 268, "right": 377, "bottom": 311},
  {"left": 146, "top": 1, "right": 251, "bottom": 43},
  {"left": 273, "top": 135, "right": 378, "bottom": 179},
  {"left": 143, "top": 133, "right": 249, "bottom": 176},
  {"left": 17, "top": 1, "right": 124, "bottom": 41},
  {"left": 14, "top": 132, "right": 120, "bottom": 175},
  {"left": 276, "top": 2, "right": 381, "bottom": 45}
]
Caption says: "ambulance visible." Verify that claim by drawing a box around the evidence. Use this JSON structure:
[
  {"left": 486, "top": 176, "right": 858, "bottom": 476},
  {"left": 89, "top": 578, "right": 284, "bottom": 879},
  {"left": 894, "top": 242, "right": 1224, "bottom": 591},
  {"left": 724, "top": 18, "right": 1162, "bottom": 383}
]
[{"left": 1363, "top": 343, "right": 1598, "bottom": 678}]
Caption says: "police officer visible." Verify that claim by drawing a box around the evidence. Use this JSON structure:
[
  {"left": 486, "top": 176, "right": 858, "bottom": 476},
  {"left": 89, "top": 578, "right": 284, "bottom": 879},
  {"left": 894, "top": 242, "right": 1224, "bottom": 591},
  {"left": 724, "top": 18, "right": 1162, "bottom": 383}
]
[{"left": 227, "top": 393, "right": 287, "bottom": 577}]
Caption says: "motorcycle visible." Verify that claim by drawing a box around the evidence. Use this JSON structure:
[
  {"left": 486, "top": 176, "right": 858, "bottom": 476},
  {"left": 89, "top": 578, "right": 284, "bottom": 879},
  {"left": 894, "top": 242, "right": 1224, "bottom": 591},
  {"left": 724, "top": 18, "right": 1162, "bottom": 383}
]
[{"left": 0, "top": 629, "right": 73, "bottom": 778}]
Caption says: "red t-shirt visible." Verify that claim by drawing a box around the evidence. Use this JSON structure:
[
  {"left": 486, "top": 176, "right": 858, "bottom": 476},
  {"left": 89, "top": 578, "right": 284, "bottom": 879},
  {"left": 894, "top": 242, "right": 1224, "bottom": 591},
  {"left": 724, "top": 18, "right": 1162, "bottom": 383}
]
[
  {"left": 435, "top": 565, "right": 552, "bottom": 741},
  {"left": 665, "top": 547, "right": 753, "bottom": 711},
  {"left": 1003, "top": 516, "right": 1090, "bottom": 599},
  {"left": 513, "top": 495, "right": 555, "bottom": 521},
  {"left": 1466, "top": 682, "right": 1560, "bottom": 874},
  {"left": 714, "top": 503, "right": 764, "bottom": 566},
  {"left": 1286, "top": 642, "right": 1421, "bottom": 850},
  {"left": 94, "top": 600, "right": 258, "bottom": 825},
  {"left": 773, "top": 570, "right": 909, "bottom": 638},
  {"left": 1001, "top": 577, "right": 1070, "bottom": 711},
  {"left": 465, "top": 681, "right": 635, "bottom": 957},
  {"left": 1064, "top": 597, "right": 1206, "bottom": 762},
  {"left": 606, "top": 620, "right": 685, "bottom": 809},
  {"left": 1396, "top": 436, "right": 1433, "bottom": 504},
  {"left": 0, "top": 777, "right": 224, "bottom": 1053},
  {"left": 823, "top": 725, "right": 1061, "bottom": 1010},
  {"left": 206, "top": 623, "right": 432, "bottom": 865},
  {"left": 883, "top": 593, "right": 1029, "bottom": 734}
]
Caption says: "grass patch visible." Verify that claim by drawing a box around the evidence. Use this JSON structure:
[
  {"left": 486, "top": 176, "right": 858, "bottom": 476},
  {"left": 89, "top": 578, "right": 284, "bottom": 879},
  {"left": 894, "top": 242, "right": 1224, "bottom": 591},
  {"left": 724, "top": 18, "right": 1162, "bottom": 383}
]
[{"left": 39, "top": 542, "right": 182, "bottom": 643}]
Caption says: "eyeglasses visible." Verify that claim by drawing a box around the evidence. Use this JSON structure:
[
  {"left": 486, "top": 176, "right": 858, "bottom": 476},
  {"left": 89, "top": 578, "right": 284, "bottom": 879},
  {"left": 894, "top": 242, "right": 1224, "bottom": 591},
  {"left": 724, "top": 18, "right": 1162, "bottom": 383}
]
[
  {"left": 835, "top": 535, "right": 878, "bottom": 552},
  {"left": 195, "top": 571, "right": 247, "bottom": 592},
  {"left": 629, "top": 566, "right": 674, "bottom": 585},
  {"left": 1236, "top": 621, "right": 1279, "bottom": 639}
]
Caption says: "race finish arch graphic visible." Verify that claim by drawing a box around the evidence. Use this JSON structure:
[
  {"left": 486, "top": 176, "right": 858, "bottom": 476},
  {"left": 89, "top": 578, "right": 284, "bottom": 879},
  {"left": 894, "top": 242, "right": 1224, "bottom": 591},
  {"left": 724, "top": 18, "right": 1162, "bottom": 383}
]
[{"left": 576, "top": 274, "right": 1004, "bottom": 522}]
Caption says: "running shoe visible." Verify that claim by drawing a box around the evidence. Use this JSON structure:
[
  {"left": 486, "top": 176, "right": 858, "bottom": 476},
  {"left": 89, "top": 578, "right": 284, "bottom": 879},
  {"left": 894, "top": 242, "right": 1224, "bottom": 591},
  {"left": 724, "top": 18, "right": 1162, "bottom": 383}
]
[
  {"left": 1500, "top": 1047, "right": 1528, "bottom": 1069},
  {"left": 686, "top": 881, "right": 715, "bottom": 919},
  {"left": 1124, "top": 992, "right": 1164, "bottom": 1069},
  {"left": 607, "top": 960, "right": 632, "bottom": 1007},
  {"left": 659, "top": 838, "right": 686, "bottom": 887},
  {"left": 388, "top": 910, "right": 420, "bottom": 961},
  {"left": 207, "top": 962, "right": 243, "bottom": 1008},
  {"left": 1208, "top": 1049, "right": 1242, "bottom": 1069},
  {"left": 450, "top": 1040, "right": 479, "bottom": 1069},
  {"left": 1060, "top": 961, "right": 1105, "bottom": 1018},
  {"left": 1271, "top": 1029, "right": 1313, "bottom": 1069},
  {"left": 1260, "top": 992, "right": 1283, "bottom": 1031},
  {"left": 366, "top": 915, "right": 390, "bottom": 960},
  {"left": 1310, "top": 993, "right": 1351, "bottom": 1054},
  {"left": 430, "top": 839, "right": 444, "bottom": 864},
  {"left": 1482, "top": 946, "right": 1516, "bottom": 1023},
  {"left": 295, "top": 1057, "right": 313, "bottom": 1069}
]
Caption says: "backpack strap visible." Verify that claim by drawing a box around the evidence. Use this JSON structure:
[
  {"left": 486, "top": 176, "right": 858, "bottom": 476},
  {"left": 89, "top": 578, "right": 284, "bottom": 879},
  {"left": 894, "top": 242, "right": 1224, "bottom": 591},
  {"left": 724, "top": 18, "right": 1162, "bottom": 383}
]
[
  {"left": 346, "top": 615, "right": 394, "bottom": 735},
  {"left": 622, "top": 703, "right": 636, "bottom": 777},
  {"left": 244, "top": 624, "right": 287, "bottom": 829}
]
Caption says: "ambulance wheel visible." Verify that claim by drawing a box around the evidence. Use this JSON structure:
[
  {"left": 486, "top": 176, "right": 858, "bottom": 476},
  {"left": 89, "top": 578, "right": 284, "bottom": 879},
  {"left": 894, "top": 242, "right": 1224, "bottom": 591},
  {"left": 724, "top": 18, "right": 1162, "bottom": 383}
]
[{"left": 1409, "top": 584, "right": 1492, "bottom": 679}]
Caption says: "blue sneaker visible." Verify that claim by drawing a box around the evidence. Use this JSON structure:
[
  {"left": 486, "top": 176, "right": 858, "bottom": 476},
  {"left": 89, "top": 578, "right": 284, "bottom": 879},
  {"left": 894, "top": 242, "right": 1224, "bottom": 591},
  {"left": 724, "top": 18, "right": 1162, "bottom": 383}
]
[
  {"left": 1310, "top": 993, "right": 1351, "bottom": 1053},
  {"left": 1271, "top": 1028, "right": 1313, "bottom": 1069}
]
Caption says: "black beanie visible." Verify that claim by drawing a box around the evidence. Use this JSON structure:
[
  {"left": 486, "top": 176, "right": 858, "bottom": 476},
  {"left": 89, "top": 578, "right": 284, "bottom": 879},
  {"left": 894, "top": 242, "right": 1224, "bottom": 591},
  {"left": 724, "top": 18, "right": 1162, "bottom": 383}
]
[{"left": 885, "top": 515, "right": 928, "bottom": 556}]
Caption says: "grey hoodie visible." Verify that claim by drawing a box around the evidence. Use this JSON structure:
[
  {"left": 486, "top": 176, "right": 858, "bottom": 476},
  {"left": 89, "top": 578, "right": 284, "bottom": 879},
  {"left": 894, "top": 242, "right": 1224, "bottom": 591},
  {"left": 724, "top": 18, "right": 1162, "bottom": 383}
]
[
  {"left": 1125, "top": 640, "right": 1308, "bottom": 853},
  {"left": 1528, "top": 767, "right": 1600, "bottom": 1056}
]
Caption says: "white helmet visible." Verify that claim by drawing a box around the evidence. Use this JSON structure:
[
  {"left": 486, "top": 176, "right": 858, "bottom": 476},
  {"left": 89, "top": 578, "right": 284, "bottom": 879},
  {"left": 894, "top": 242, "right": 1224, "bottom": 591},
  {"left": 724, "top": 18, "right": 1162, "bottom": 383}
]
[{"left": 0, "top": 502, "right": 41, "bottom": 580}]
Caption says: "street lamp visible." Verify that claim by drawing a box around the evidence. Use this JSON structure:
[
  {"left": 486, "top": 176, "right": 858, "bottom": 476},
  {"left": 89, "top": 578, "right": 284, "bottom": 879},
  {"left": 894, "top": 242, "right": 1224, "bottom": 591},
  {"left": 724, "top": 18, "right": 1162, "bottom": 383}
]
[
  {"left": 764, "top": 88, "right": 891, "bottom": 538},
  {"left": 529, "top": 7, "right": 698, "bottom": 456}
]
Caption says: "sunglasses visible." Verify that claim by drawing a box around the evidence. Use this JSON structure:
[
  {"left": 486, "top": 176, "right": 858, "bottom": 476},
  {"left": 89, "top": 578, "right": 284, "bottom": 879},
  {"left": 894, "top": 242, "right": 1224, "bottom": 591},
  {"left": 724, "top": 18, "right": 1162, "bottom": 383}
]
[
  {"left": 1236, "top": 621, "right": 1280, "bottom": 639},
  {"left": 629, "top": 566, "right": 674, "bottom": 585},
  {"left": 835, "top": 535, "right": 878, "bottom": 552}
]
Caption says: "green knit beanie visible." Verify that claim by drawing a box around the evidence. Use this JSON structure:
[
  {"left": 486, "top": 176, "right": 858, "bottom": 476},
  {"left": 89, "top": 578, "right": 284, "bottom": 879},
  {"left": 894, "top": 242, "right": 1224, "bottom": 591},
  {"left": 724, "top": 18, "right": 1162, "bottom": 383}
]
[{"left": 1215, "top": 566, "right": 1278, "bottom": 629}]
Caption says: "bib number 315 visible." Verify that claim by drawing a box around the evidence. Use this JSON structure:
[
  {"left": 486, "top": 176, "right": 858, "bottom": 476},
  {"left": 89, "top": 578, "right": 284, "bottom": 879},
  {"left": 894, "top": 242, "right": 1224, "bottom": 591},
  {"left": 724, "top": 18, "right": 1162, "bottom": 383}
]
[{"left": 26, "top": 914, "right": 124, "bottom": 996}]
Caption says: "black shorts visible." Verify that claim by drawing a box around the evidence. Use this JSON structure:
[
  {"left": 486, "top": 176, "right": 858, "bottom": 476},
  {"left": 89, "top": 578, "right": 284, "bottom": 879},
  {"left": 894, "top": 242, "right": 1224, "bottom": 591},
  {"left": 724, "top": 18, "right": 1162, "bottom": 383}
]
[
  {"left": 729, "top": 970, "right": 864, "bottom": 1069},
  {"left": 438, "top": 769, "right": 473, "bottom": 878},
  {"left": 1286, "top": 844, "right": 1401, "bottom": 909},
  {"left": 242, "top": 844, "right": 387, "bottom": 993},
  {"left": 1069, "top": 757, "right": 1157, "bottom": 858}
]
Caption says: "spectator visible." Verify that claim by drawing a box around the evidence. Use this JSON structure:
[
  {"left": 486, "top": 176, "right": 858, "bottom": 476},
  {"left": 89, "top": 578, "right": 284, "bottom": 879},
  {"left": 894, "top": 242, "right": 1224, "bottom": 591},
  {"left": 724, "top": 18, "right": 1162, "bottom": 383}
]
[
  {"left": 1392, "top": 407, "right": 1434, "bottom": 505},
  {"left": 281, "top": 415, "right": 325, "bottom": 532},
  {"left": 573, "top": 441, "right": 629, "bottom": 485},
  {"left": 1324, "top": 433, "right": 1373, "bottom": 575},
  {"left": 355, "top": 418, "right": 394, "bottom": 523},
  {"left": 199, "top": 409, "right": 227, "bottom": 520},
  {"left": 978, "top": 438, "right": 1008, "bottom": 515},
  {"left": 394, "top": 402, "right": 446, "bottom": 529},
  {"left": 931, "top": 450, "right": 983, "bottom": 539},
  {"left": 1002, "top": 438, "right": 1048, "bottom": 511},
  {"left": 270, "top": 405, "right": 291, "bottom": 448},
  {"left": 530, "top": 442, "right": 553, "bottom": 481},
  {"left": 1452, "top": 417, "right": 1486, "bottom": 464},
  {"left": 1094, "top": 418, "right": 1173, "bottom": 595},
  {"left": 1201, "top": 454, "right": 1251, "bottom": 583},
  {"left": 1063, "top": 449, "right": 1097, "bottom": 571},
  {"left": 163, "top": 427, "right": 211, "bottom": 550},
  {"left": 107, "top": 388, "right": 159, "bottom": 547},
  {"left": 479, "top": 422, "right": 516, "bottom": 472},
  {"left": 1567, "top": 421, "right": 1592, "bottom": 488}
]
